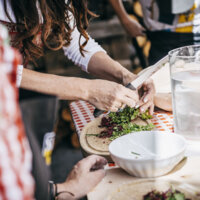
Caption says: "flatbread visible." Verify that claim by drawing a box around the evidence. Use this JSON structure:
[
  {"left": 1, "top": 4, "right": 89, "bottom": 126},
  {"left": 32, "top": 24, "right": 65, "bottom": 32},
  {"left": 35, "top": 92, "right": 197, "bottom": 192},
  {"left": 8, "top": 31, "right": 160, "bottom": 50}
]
[
  {"left": 84, "top": 117, "right": 110, "bottom": 152},
  {"left": 80, "top": 116, "right": 110, "bottom": 157},
  {"left": 151, "top": 62, "right": 171, "bottom": 94},
  {"left": 154, "top": 93, "right": 172, "bottom": 111},
  {"left": 80, "top": 116, "right": 152, "bottom": 157},
  {"left": 85, "top": 117, "right": 111, "bottom": 152},
  {"left": 86, "top": 136, "right": 111, "bottom": 152},
  {"left": 106, "top": 179, "right": 200, "bottom": 200}
]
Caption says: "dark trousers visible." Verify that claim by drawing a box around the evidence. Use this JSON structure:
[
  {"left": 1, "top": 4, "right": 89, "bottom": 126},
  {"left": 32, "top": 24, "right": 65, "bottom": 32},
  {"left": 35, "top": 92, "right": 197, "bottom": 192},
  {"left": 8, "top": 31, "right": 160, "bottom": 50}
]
[{"left": 20, "top": 90, "right": 58, "bottom": 200}]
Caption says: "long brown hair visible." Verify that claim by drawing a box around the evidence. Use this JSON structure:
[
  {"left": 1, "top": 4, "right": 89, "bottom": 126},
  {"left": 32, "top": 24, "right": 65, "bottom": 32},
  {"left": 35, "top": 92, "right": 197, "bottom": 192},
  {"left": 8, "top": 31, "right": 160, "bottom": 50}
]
[{"left": 3, "top": 0, "right": 96, "bottom": 64}]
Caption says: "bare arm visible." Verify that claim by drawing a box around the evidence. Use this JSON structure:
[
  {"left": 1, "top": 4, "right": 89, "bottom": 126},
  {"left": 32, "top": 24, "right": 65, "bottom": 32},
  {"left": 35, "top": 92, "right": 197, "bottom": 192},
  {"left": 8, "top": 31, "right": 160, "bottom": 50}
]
[
  {"left": 108, "top": 0, "right": 145, "bottom": 37},
  {"left": 109, "top": 0, "right": 130, "bottom": 21},
  {"left": 21, "top": 68, "right": 90, "bottom": 101},
  {"left": 88, "top": 51, "right": 136, "bottom": 85},
  {"left": 20, "top": 65, "right": 139, "bottom": 112},
  {"left": 21, "top": 51, "right": 154, "bottom": 113}
]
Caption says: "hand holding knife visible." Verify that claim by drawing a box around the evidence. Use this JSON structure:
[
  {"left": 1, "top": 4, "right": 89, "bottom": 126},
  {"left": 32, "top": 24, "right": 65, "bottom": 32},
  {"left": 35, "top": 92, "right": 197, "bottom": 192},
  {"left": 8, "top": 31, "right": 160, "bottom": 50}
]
[{"left": 93, "top": 55, "right": 168, "bottom": 118}]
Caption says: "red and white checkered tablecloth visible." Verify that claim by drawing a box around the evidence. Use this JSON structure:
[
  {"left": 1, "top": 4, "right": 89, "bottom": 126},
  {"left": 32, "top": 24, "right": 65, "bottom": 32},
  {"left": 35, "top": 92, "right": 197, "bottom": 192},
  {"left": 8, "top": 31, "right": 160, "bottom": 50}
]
[{"left": 69, "top": 100, "right": 174, "bottom": 137}]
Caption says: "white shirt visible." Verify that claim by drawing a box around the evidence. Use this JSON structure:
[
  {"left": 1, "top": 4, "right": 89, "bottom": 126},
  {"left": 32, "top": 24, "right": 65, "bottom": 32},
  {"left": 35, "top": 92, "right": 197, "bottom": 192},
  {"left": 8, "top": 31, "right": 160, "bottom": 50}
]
[{"left": 0, "top": 0, "right": 105, "bottom": 78}]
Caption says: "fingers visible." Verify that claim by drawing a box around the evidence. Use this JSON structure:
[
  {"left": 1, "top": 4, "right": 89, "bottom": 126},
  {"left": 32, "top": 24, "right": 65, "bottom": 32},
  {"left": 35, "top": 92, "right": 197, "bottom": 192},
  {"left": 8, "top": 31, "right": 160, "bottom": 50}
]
[
  {"left": 79, "top": 155, "right": 107, "bottom": 172},
  {"left": 149, "top": 104, "right": 154, "bottom": 115},
  {"left": 90, "top": 157, "right": 108, "bottom": 171},
  {"left": 135, "top": 79, "right": 155, "bottom": 113},
  {"left": 136, "top": 90, "right": 152, "bottom": 109},
  {"left": 127, "top": 19, "right": 146, "bottom": 37},
  {"left": 123, "top": 87, "right": 139, "bottom": 102},
  {"left": 109, "top": 106, "right": 119, "bottom": 112},
  {"left": 140, "top": 26, "right": 146, "bottom": 36},
  {"left": 107, "top": 86, "right": 139, "bottom": 112},
  {"left": 91, "top": 169, "right": 106, "bottom": 182},
  {"left": 117, "top": 97, "right": 135, "bottom": 109},
  {"left": 118, "top": 87, "right": 139, "bottom": 108},
  {"left": 136, "top": 95, "right": 154, "bottom": 113},
  {"left": 109, "top": 102, "right": 122, "bottom": 112},
  {"left": 139, "top": 100, "right": 153, "bottom": 113}
]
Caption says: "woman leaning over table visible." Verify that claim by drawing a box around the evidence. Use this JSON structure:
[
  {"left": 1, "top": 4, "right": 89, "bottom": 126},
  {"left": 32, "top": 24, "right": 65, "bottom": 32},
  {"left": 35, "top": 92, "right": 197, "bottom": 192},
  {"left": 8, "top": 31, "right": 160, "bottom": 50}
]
[
  {"left": 0, "top": 0, "right": 155, "bottom": 113},
  {"left": 0, "top": 1, "right": 155, "bottom": 199}
]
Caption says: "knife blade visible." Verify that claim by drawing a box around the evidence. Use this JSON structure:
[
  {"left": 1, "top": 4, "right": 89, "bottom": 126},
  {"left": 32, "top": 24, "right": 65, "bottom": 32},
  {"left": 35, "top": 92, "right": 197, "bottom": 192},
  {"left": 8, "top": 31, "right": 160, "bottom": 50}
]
[
  {"left": 93, "top": 55, "right": 169, "bottom": 118},
  {"left": 126, "top": 55, "right": 168, "bottom": 90}
]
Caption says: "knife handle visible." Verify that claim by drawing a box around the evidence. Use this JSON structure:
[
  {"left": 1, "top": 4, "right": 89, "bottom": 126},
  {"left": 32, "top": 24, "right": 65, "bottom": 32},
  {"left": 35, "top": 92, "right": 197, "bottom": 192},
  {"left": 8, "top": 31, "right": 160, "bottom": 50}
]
[
  {"left": 93, "top": 108, "right": 105, "bottom": 118},
  {"left": 93, "top": 83, "right": 137, "bottom": 118},
  {"left": 125, "top": 83, "right": 137, "bottom": 91}
]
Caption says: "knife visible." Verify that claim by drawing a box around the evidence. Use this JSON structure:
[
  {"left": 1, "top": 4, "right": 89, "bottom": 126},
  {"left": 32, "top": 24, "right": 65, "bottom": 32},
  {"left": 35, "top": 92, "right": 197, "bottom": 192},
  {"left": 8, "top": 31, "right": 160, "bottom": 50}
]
[{"left": 93, "top": 55, "right": 169, "bottom": 118}]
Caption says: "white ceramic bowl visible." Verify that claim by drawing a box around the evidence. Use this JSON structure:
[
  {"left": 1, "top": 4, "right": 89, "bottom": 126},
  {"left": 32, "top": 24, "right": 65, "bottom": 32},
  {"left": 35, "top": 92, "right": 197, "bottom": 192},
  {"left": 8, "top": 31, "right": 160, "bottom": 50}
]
[{"left": 109, "top": 131, "right": 186, "bottom": 178}]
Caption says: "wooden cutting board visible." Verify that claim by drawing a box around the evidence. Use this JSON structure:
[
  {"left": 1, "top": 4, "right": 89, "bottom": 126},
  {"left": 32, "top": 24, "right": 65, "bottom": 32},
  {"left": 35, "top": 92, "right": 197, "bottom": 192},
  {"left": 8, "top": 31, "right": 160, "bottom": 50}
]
[
  {"left": 79, "top": 116, "right": 112, "bottom": 161},
  {"left": 88, "top": 157, "right": 200, "bottom": 200}
]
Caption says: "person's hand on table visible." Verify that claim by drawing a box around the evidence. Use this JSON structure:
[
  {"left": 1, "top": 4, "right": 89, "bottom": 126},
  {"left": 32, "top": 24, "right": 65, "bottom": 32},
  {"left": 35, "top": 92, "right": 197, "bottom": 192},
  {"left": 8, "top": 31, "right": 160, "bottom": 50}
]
[{"left": 56, "top": 155, "right": 107, "bottom": 200}]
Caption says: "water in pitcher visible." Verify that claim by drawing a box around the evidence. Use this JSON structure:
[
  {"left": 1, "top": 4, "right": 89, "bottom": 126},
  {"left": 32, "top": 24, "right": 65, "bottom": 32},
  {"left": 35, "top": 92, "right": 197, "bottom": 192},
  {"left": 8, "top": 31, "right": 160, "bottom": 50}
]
[{"left": 171, "top": 70, "right": 200, "bottom": 140}]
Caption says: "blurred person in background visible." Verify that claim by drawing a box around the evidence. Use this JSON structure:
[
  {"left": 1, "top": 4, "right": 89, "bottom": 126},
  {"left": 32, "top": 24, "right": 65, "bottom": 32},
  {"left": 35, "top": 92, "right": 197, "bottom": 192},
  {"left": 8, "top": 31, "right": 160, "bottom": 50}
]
[
  {"left": 0, "top": 24, "right": 108, "bottom": 200},
  {"left": 109, "top": 0, "right": 200, "bottom": 65}
]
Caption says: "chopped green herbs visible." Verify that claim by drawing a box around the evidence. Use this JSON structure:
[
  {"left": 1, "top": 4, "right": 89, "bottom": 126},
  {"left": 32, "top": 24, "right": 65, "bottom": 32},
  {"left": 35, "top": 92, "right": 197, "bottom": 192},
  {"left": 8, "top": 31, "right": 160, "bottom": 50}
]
[
  {"left": 98, "top": 107, "right": 155, "bottom": 140},
  {"left": 108, "top": 107, "right": 152, "bottom": 124},
  {"left": 110, "top": 123, "right": 155, "bottom": 140},
  {"left": 143, "top": 187, "right": 191, "bottom": 200}
]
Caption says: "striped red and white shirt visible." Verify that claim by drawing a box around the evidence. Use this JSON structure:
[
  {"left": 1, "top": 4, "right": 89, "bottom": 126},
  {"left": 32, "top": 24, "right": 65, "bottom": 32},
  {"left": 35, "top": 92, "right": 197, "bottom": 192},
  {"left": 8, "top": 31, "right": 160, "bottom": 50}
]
[{"left": 0, "top": 24, "right": 34, "bottom": 200}]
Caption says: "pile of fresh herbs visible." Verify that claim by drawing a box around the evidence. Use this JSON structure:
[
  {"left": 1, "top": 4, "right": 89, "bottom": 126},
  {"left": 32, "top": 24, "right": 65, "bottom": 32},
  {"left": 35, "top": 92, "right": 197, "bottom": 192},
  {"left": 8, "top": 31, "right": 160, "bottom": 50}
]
[
  {"left": 143, "top": 188, "right": 191, "bottom": 200},
  {"left": 97, "top": 107, "right": 155, "bottom": 140}
]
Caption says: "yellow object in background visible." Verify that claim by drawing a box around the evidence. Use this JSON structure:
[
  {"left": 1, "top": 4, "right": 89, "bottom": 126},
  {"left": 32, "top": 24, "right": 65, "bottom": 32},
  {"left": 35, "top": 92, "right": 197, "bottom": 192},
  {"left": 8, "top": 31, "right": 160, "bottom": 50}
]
[
  {"left": 42, "top": 132, "right": 55, "bottom": 165},
  {"left": 44, "top": 150, "right": 53, "bottom": 166},
  {"left": 175, "top": 4, "right": 196, "bottom": 33}
]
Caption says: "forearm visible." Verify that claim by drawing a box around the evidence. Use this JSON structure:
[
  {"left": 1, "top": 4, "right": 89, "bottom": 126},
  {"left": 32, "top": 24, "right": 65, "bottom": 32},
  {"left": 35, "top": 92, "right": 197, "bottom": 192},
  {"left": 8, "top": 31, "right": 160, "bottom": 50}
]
[
  {"left": 109, "top": 0, "right": 145, "bottom": 38},
  {"left": 109, "top": 0, "right": 129, "bottom": 23},
  {"left": 20, "top": 68, "right": 90, "bottom": 100},
  {"left": 56, "top": 183, "right": 76, "bottom": 200},
  {"left": 88, "top": 51, "right": 136, "bottom": 85}
]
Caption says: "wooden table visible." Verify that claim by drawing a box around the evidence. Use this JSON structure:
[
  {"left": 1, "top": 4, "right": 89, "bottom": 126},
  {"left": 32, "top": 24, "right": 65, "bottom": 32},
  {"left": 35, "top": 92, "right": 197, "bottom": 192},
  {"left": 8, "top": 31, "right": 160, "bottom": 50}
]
[{"left": 88, "top": 157, "right": 200, "bottom": 200}]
